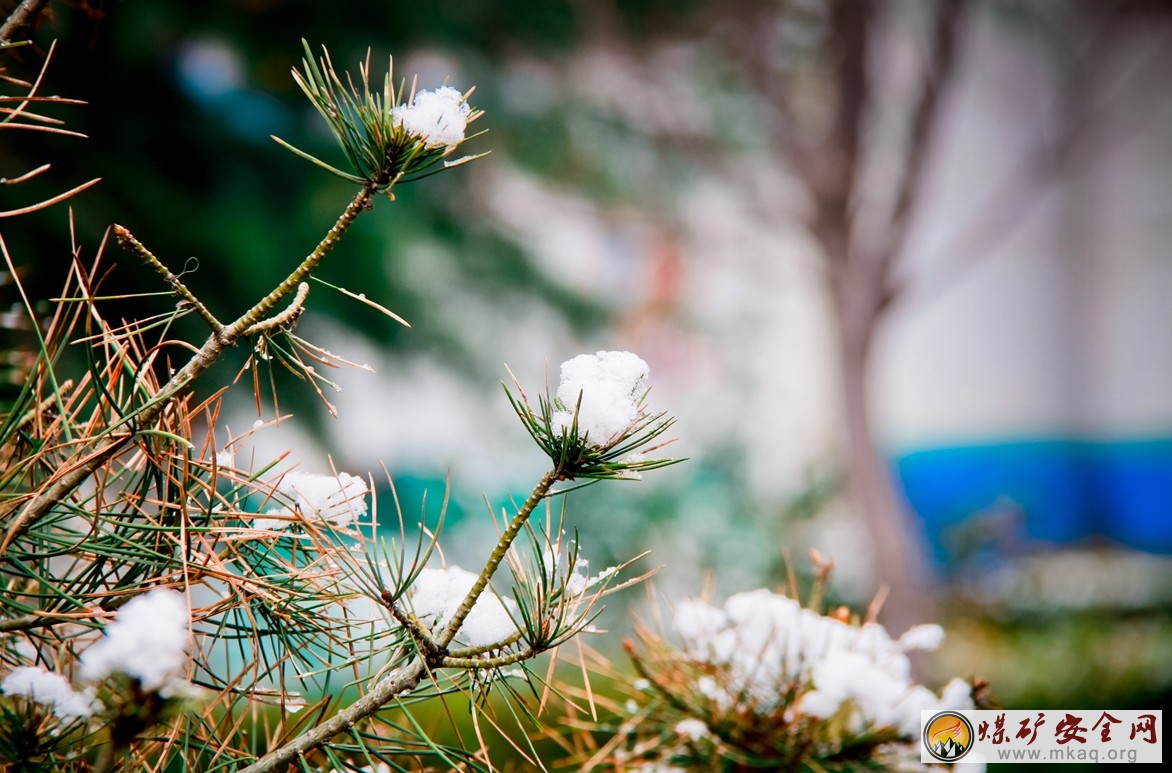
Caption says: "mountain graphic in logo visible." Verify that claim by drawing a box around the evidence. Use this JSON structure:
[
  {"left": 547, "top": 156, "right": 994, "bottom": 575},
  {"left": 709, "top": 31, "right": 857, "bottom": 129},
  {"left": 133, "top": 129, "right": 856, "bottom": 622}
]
[
  {"left": 924, "top": 711, "right": 974, "bottom": 762},
  {"left": 932, "top": 735, "right": 967, "bottom": 759}
]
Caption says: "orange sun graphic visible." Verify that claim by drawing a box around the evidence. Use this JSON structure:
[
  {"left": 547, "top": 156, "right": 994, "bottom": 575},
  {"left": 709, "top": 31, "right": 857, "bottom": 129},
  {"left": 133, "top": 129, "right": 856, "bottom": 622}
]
[{"left": 924, "top": 711, "right": 974, "bottom": 762}]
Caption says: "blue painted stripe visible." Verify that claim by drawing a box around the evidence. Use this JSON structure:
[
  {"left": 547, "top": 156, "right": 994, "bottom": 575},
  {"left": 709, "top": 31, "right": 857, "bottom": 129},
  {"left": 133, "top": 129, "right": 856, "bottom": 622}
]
[{"left": 895, "top": 439, "right": 1172, "bottom": 563}]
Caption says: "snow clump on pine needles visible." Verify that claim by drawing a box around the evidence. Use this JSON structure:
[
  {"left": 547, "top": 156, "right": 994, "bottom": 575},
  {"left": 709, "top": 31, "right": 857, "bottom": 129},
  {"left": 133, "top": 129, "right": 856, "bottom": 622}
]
[
  {"left": 268, "top": 470, "right": 369, "bottom": 529},
  {"left": 1, "top": 666, "right": 99, "bottom": 720},
  {"left": 392, "top": 86, "right": 471, "bottom": 148},
  {"left": 672, "top": 589, "right": 972, "bottom": 737},
  {"left": 408, "top": 566, "right": 518, "bottom": 648},
  {"left": 553, "top": 351, "right": 649, "bottom": 446},
  {"left": 79, "top": 588, "right": 190, "bottom": 692}
]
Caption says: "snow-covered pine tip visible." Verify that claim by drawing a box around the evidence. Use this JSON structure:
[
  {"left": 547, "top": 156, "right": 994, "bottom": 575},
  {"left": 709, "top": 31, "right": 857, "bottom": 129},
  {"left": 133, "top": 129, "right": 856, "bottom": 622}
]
[
  {"left": 554, "top": 351, "right": 649, "bottom": 445},
  {"left": 505, "top": 350, "right": 681, "bottom": 480},
  {"left": 1, "top": 666, "right": 99, "bottom": 720},
  {"left": 392, "top": 86, "right": 471, "bottom": 149},
  {"left": 276, "top": 470, "right": 368, "bottom": 529},
  {"left": 79, "top": 588, "right": 190, "bottom": 692},
  {"left": 279, "top": 42, "right": 485, "bottom": 191}
]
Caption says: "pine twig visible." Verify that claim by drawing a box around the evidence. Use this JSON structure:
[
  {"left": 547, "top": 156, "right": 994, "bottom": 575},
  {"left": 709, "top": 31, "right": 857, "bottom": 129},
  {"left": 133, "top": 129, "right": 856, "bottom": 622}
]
[
  {"left": 113, "top": 225, "right": 225, "bottom": 336},
  {"left": 0, "top": 0, "right": 50, "bottom": 45},
  {"left": 440, "top": 647, "right": 542, "bottom": 670},
  {"left": 382, "top": 593, "right": 442, "bottom": 654},
  {"left": 243, "top": 281, "right": 310, "bottom": 336},
  {"left": 435, "top": 468, "right": 559, "bottom": 649},
  {"left": 447, "top": 629, "right": 526, "bottom": 659}
]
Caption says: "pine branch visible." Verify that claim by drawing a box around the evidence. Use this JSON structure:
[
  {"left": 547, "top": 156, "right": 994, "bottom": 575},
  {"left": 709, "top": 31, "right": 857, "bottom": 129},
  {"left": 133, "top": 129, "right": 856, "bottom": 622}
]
[
  {"left": 238, "top": 467, "right": 561, "bottom": 769},
  {"left": 0, "top": 181, "right": 377, "bottom": 559}
]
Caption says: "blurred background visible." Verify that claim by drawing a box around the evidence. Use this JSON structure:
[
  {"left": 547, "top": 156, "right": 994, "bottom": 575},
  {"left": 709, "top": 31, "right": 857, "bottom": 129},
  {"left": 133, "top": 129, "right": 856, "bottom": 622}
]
[{"left": 4, "top": 0, "right": 1171, "bottom": 716}]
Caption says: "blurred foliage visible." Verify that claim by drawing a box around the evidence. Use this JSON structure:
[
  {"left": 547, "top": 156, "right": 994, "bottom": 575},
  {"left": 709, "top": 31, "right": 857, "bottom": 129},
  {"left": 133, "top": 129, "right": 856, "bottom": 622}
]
[
  {"left": 937, "top": 609, "right": 1172, "bottom": 713},
  {"left": 2, "top": 0, "right": 646, "bottom": 412}
]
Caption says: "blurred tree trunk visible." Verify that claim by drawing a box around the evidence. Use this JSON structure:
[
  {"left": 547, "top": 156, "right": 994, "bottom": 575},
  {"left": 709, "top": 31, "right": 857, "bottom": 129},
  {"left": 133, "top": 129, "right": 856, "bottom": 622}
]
[
  {"left": 831, "top": 254, "right": 921, "bottom": 633},
  {"left": 782, "top": 0, "right": 968, "bottom": 631},
  {"left": 582, "top": 0, "right": 980, "bottom": 628}
]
